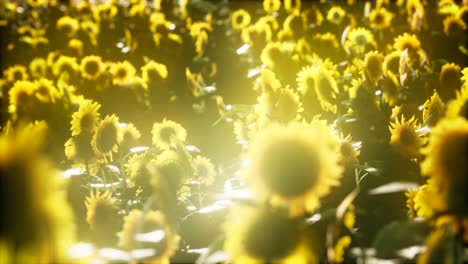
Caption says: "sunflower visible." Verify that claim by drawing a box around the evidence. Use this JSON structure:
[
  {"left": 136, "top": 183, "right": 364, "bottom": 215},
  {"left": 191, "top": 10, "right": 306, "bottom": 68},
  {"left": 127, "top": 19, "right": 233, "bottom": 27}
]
[
  {"left": 29, "top": 58, "right": 47, "bottom": 79},
  {"left": 313, "top": 32, "right": 339, "bottom": 50},
  {"left": 33, "top": 78, "right": 60, "bottom": 103},
  {"left": 64, "top": 132, "right": 96, "bottom": 162},
  {"left": 81, "top": 20, "right": 99, "bottom": 45},
  {"left": 118, "top": 123, "right": 141, "bottom": 152},
  {"left": 313, "top": 67, "right": 339, "bottom": 113},
  {"left": 0, "top": 124, "right": 75, "bottom": 262},
  {"left": 263, "top": 0, "right": 281, "bottom": 13},
  {"left": 334, "top": 236, "right": 351, "bottom": 263},
  {"left": 224, "top": 205, "right": 318, "bottom": 263},
  {"left": 110, "top": 61, "right": 136, "bottom": 86},
  {"left": 118, "top": 209, "right": 180, "bottom": 264},
  {"left": 303, "top": 6, "right": 324, "bottom": 26},
  {"left": 393, "top": 33, "right": 421, "bottom": 55},
  {"left": 8, "top": 80, "right": 34, "bottom": 116},
  {"left": 246, "top": 122, "right": 342, "bottom": 216},
  {"left": 79, "top": 55, "right": 105, "bottom": 80},
  {"left": 68, "top": 39, "right": 83, "bottom": 57},
  {"left": 151, "top": 119, "right": 187, "bottom": 150},
  {"left": 338, "top": 134, "right": 360, "bottom": 167},
  {"left": 389, "top": 115, "right": 426, "bottom": 159},
  {"left": 369, "top": 7, "right": 393, "bottom": 29},
  {"left": 125, "top": 153, "right": 154, "bottom": 192},
  {"left": 446, "top": 85, "right": 468, "bottom": 119},
  {"left": 4, "top": 65, "right": 28, "bottom": 83},
  {"left": 364, "top": 51, "right": 385, "bottom": 84},
  {"left": 91, "top": 114, "right": 120, "bottom": 157},
  {"left": 141, "top": 60, "right": 168, "bottom": 84},
  {"left": 151, "top": 150, "right": 187, "bottom": 192},
  {"left": 52, "top": 55, "right": 79, "bottom": 77},
  {"left": 257, "top": 87, "right": 303, "bottom": 123},
  {"left": 382, "top": 71, "right": 401, "bottom": 106},
  {"left": 241, "top": 22, "right": 272, "bottom": 48},
  {"left": 344, "top": 27, "right": 377, "bottom": 55},
  {"left": 422, "top": 91, "right": 444, "bottom": 127},
  {"left": 413, "top": 180, "right": 446, "bottom": 218},
  {"left": 327, "top": 6, "right": 346, "bottom": 25},
  {"left": 443, "top": 15, "right": 467, "bottom": 37},
  {"left": 192, "top": 155, "right": 216, "bottom": 186},
  {"left": 231, "top": 9, "right": 251, "bottom": 30},
  {"left": 383, "top": 51, "right": 401, "bottom": 76},
  {"left": 255, "top": 69, "right": 281, "bottom": 93},
  {"left": 439, "top": 63, "right": 461, "bottom": 101},
  {"left": 283, "top": 11, "right": 307, "bottom": 37},
  {"left": 27, "top": 0, "right": 47, "bottom": 7},
  {"left": 85, "top": 190, "right": 119, "bottom": 231},
  {"left": 56, "top": 16, "right": 79, "bottom": 38},
  {"left": 284, "top": 0, "right": 300, "bottom": 13},
  {"left": 420, "top": 117, "right": 468, "bottom": 193},
  {"left": 93, "top": 3, "right": 118, "bottom": 22},
  {"left": 70, "top": 100, "right": 101, "bottom": 136}
]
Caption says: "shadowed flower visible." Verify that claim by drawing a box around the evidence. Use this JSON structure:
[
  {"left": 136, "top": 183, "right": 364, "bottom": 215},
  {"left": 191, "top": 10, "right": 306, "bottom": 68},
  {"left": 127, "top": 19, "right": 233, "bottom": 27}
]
[
  {"left": 91, "top": 114, "right": 120, "bottom": 157},
  {"left": 263, "top": 0, "right": 281, "bottom": 13},
  {"left": 152, "top": 119, "right": 187, "bottom": 150},
  {"left": 29, "top": 58, "right": 47, "bottom": 79},
  {"left": 389, "top": 115, "right": 426, "bottom": 159},
  {"left": 439, "top": 63, "right": 461, "bottom": 101},
  {"left": 4, "top": 65, "right": 28, "bottom": 83},
  {"left": 192, "top": 155, "right": 216, "bottom": 186},
  {"left": 70, "top": 100, "right": 101, "bottom": 136},
  {"left": 344, "top": 27, "right": 377, "bottom": 55},
  {"left": 56, "top": 16, "right": 79, "bottom": 38},
  {"left": 141, "top": 60, "right": 168, "bottom": 84},
  {"left": 443, "top": 15, "right": 466, "bottom": 37},
  {"left": 422, "top": 91, "right": 444, "bottom": 127},
  {"left": 224, "top": 206, "right": 318, "bottom": 263},
  {"left": 52, "top": 55, "right": 79, "bottom": 77},
  {"left": 364, "top": 51, "right": 385, "bottom": 84},
  {"left": 85, "top": 190, "right": 119, "bottom": 232},
  {"left": 446, "top": 85, "right": 468, "bottom": 119},
  {"left": 118, "top": 123, "right": 141, "bottom": 152}
]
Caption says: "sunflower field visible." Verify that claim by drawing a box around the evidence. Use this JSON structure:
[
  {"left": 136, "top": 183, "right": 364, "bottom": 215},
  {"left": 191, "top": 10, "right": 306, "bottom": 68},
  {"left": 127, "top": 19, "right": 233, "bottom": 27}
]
[{"left": 0, "top": 0, "right": 467, "bottom": 263}]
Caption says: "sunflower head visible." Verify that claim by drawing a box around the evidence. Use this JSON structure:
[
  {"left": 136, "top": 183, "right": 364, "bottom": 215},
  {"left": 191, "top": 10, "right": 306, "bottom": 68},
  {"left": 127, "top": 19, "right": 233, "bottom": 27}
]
[
  {"left": 327, "top": 6, "right": 346, "bottom": 25},
  {"left": 8, "top": 80, "right": 34, "bottom": 115},
  {"left": 151, "top": 150, "right": 187, "bottom": 193},
  {"left": 443, "top": 15, "right": 467, "bottom": 38},
  {"left": 56, "top": 16, "right": 79, "bottom": 38},
  {"left": 231, "top": 9, "right": 251, "bottom": 30},
  {"left": 369, "top": 7, "right": 393, "bottom": 29},
  {"left": 29, "top": 58, "right": 47, "bottom": 79},
  {"left": 439, "top": 63, "right": 461, "bottom": 101},
  {"left": 4, "top": 65, "right": 28, "bottom": 83},
  {"left": 383, "top": 50, "right": 401, "bottom": 76},
  {"left": 192, "top": 155, "right": 216, "bottom": 186},
  {"left": 413, "top": 180, "right": 446, "bottom": 218},
  {"left": 283, "top": 11, "right": 307, "bottom": 37},
  {"left": 257, "top": 86, "right": 303, "bottom": 123},
  {"left": 91, "top": 114, "right": 120, "bottom": 157},
  {"left": 33, "top": 78, "right": 60, "bottom": 103},
  {"left": 284, "top": 0, "right": 300, "bottom": 13},
  {"left": 125, "top": 153, "right": 155, "bottom": 193},
  {"left": 364, "top": 51, "right": 385, "bottom": 84},
  {"left": 151, "top": 119, "right": 187, "bottom": 150},
  {"left": 382, "top": 71, "right": 401, "bottom": 106},
  {"left": 241, "top": 22, "right": 272, "bottom": 48},
  {"left": 0, "top": 124, "right": 75, "bottom": 262},
  {"left": 70, "top": 100, "right": 101, "bottom": 136},
  {"left": 65, "top": 132, "right": 96, "bottom": 162},
  {"left": 344, "top": 27, "right": 377, "bottom": 55},
  {"left": 110, "top": 61, "right": 136, "bottom": 86},
  {"left": 52, "top": 55, "right": 79, "bottom": 77},
  {"left": 338, "top": 134, "right": 360, "bottom": 167},
  {"left": 446, "top": 85, "right": 468, "bottom": 119},
  {"left": 263, "top": 0, "right": 281, "bottom": 13},
  {"left": 313, "top": 66, "right": 339, "bottom": 113},
  {"left": 141, "top": 60, "right": 168, "bottom": 84},
  {"left": 389, "top": 115, "right": 426, "bottom": 159},
  {"left": 393, "top": 33, "right": 421, "bottom": 56},
  {"left": 118, "top": 209, "right": 180, "bottom": 263},
  {"left": 85, "top": 190, "right": 119, "bottom": 230},
  {"left": 118, "top": 123, "right": 141, "bottom": 152},
  {"left": 422, "top": 91, "right": 444, "bottom": 127},
  {"left": 421, "top": 118, "right": 468, "bottom": 195},
  {"left": 80, "top": 55, "right": 105, "bottom": 80},
  {"left": 246, "top": 122, "right": 342, "bottom": 215}
]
